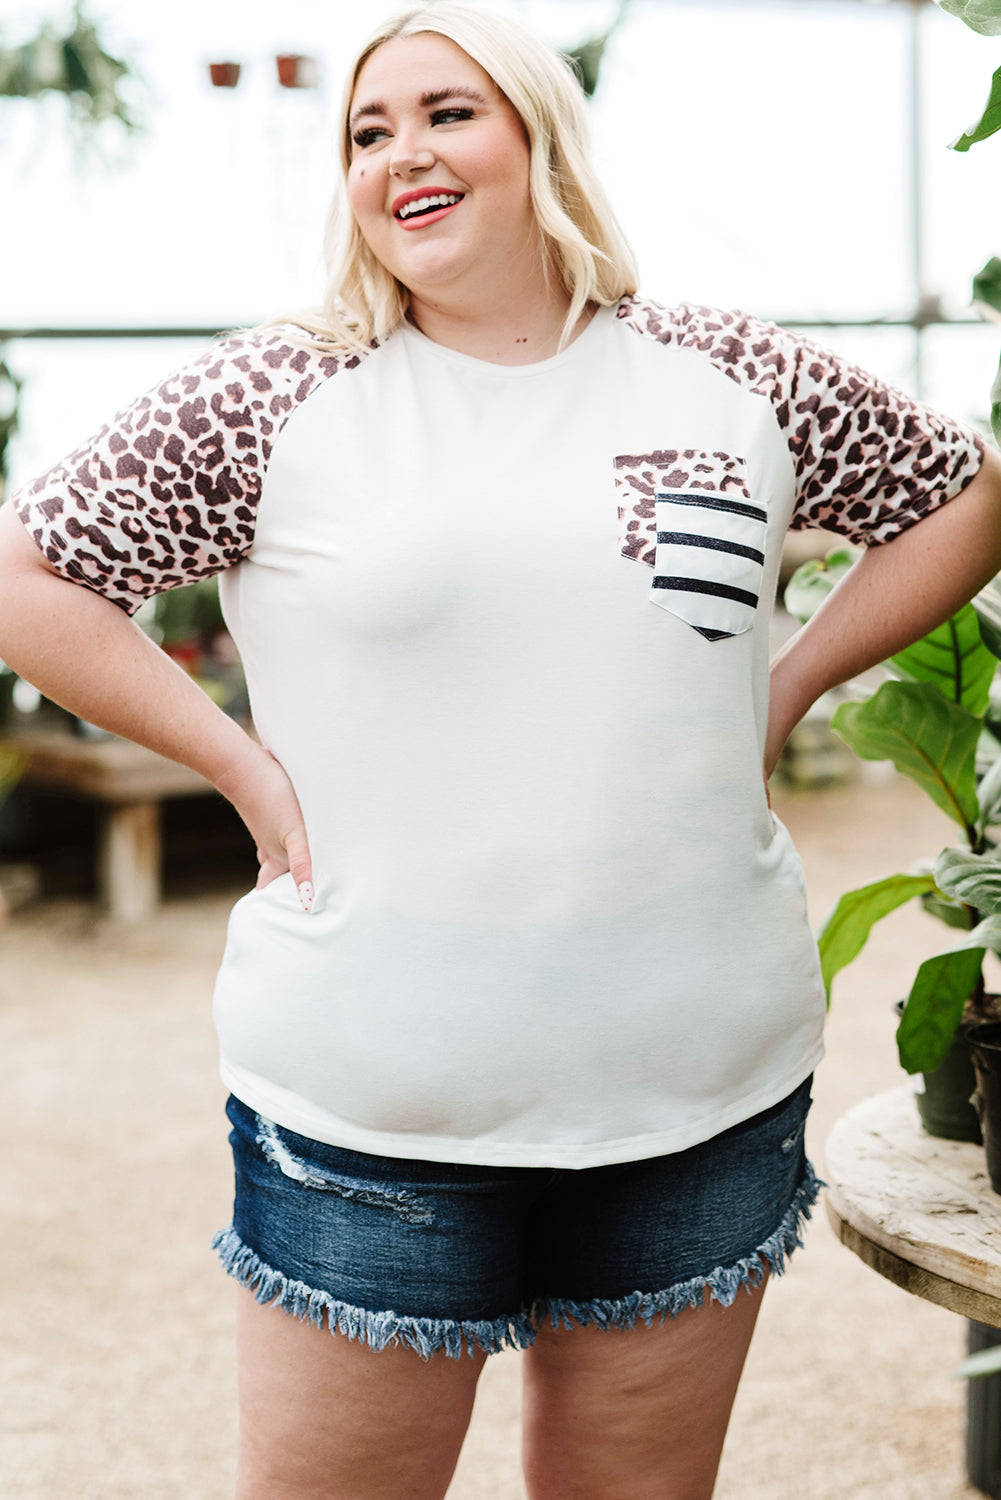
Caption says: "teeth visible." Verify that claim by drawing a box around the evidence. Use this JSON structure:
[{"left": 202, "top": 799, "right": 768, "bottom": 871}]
[{"left": 398, "top": 193, "right": 461, "bottom": 220}]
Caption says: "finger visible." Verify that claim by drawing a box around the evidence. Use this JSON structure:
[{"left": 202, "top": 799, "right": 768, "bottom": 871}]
[
  {"left": 283, "top": 825, "right": 314, "bottom": 913},
  {"left": 255, "top": 856, "right": 288, "bottom": 890}
]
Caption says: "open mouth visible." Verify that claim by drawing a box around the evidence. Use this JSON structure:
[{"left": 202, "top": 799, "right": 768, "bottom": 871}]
[{"left": 395, "top": 192, "right": 464, "bottom": 222}]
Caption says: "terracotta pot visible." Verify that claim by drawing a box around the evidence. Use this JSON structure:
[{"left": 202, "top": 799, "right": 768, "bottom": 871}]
[
  {"left": 208, "top": 62, "right": 242, "bottom": 88},
  {"left": 276, "top": 54, "right": 318, "bottom": 89}
]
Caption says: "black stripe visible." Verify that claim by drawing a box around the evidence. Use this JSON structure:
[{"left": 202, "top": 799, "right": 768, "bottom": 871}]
[
  {"left": 656, "top": 530, "right": 764, "bottom": 565},
  {"left": 657, "top": 491, "right": 767, "bottom": 524},
  {"left": 653, "top": 576, "right": 760, "bottom": 608}
]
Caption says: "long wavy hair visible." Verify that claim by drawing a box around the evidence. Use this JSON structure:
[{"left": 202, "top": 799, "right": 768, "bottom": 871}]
[{"left": 287, "top": 2, "right": 638, "bottom": 353}]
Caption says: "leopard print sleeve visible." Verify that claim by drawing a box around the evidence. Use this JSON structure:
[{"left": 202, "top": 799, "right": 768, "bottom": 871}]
[
  {"left": 11, "top": 327, "right": 357, "bottom": 613},
  {"left": 616, "top": 298, "right": 985, "bottom": 545}
]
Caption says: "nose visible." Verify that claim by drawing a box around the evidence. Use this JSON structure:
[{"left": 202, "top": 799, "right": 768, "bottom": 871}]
[{"left": 389, "top": 126, "right": 435, "bottom": 178}]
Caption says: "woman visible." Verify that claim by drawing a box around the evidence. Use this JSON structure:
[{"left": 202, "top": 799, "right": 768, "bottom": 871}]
[{"left": 2, "top": 6, "right": 1000, "bottom": 1497}]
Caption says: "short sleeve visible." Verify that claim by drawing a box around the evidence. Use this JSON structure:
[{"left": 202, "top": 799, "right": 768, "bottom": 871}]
[
  {"left": 11, "top": 326, "right": 347, "bottom": 614},
  {"left": 615, "top": 300, "right": 986, "bottom": 548},
  {"left": 776, "top": 327, "right": 985, "bottom": 545}
]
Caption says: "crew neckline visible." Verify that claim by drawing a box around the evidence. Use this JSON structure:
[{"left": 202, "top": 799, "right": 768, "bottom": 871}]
[{"left": 399, "top": 301, "right": 614, "bottom": 377}]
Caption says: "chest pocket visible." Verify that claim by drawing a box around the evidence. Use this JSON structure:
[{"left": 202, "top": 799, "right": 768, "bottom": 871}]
[
  {"left": 613, "top": 449, "right": 765, "bottom": 642},
  {"left": 652, "top": 491, "right": 766, "bottom": 641}
]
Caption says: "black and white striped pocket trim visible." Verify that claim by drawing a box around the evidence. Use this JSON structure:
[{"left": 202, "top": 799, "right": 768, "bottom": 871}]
[{"left": 652, "top": 491, "right": 767, "bottom": 641}]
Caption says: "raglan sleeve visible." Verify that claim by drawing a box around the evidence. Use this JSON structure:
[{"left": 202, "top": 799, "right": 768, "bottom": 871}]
[
  {"left": 10, "top": 328, "right": 339, "bottom": 614},
  {"left": 768, "top": 323, "right": 985, "bottom": 546}
]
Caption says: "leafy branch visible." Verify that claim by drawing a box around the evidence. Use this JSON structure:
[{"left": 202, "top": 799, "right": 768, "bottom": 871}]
[{"left": 937, "top": 0, "right": 1001, "bottom": 150}]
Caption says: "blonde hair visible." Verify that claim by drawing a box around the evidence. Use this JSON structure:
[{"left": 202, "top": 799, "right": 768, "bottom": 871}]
[{"left": 289, "top": 2, "right": 638, "bottom": 353}]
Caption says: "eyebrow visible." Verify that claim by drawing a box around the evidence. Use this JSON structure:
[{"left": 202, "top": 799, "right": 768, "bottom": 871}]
[{"left": 349, "top": 85, "right": 489, "bottom": 131}]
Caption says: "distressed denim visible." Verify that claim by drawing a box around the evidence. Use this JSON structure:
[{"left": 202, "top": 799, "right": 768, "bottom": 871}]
[{"left": 214, "top": 1076, "right": 821, "bottom": 1359}]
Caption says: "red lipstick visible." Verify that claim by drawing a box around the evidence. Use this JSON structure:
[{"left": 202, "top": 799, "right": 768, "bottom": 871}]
[{"left": 392, "top": 187, "right": 465, "bottom": 229}]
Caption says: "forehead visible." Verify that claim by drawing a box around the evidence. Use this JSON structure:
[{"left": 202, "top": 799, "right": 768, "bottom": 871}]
[{"left": 350, "top": 32, "right": 501, "bottom": 107}]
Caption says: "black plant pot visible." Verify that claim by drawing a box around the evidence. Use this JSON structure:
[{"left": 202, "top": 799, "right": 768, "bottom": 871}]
[
  {"left": 895, "top": 1000, "right": 982, "bottom": 1143},
  {"left": 965, "top": 1021, "right": 1001, "bottom": 1193}
]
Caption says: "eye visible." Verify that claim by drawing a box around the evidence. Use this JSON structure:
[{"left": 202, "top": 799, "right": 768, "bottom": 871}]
[
  {"left": 351, "top": 125, "right": 390, "bottom": 149},
  {"left": 431, "top": 107, "right": 474, "bottom": 126}
]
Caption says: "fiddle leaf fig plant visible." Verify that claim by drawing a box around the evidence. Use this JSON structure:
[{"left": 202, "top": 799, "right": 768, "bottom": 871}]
[
  {"left": 938, "top": 0, "right": 1001, "bottom": 33},
  {"left": 974, "top": 257, "right": 1001, "bottom": 451},
  {"left": 937, "top": 0, "right": 1001, "bottom": 150},
  {"left": 830, "top": 678, "right": 982, "bottom": 833},
  {"left": 784, "top": 549, "right": 1001, "bottom": 1073}
]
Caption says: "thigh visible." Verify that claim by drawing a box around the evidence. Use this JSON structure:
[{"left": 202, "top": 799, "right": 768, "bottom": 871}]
[
  {"left": 521, "top": 1280, "right": 765, "bottom": 1500},
  {"left": 236, "top": 1286, "right": 487, "bottom": 1500},
  {"left": 217, "top": 1097, "right": 541, "bottom": 1498},
  {"left": 520, "top": 1079, "right": 819, "bottom": 1499}
]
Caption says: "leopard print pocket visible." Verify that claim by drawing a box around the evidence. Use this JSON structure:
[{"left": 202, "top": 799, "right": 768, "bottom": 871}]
[{"left": 614, "top": 449, "right": 764, "bottom": 642}]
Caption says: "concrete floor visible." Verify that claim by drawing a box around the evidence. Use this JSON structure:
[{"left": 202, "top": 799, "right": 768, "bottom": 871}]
[{"left": 1, "top": 769, "right": 995, "bottom": 1498}]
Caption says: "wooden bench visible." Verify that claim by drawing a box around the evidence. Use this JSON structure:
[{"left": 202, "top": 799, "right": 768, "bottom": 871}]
[{"left": 0, "top": 730, "right": 215, "bottom": 922}]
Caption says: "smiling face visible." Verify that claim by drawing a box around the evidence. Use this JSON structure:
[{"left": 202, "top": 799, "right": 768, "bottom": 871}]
[{"left": 346, "top": 33, "right": 538, "bottom": 313}]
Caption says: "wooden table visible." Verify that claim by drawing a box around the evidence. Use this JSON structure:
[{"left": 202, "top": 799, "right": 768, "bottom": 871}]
[
  {"left": 827, "top": 1087, "right": 1001, "bottom": 1493},
  {"left": 0, "top": 730, "right": 215, "bottom": 922},
  {"left": 826, "top": 1087, "right": 1001, "bottom": 1327}
]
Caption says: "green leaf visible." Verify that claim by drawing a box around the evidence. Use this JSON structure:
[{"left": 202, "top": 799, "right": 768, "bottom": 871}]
[
  {"left": 817, "top": 873, "right": 936, "bottom": 1003},
  {"left": 889, "top": 604, "right": 996, "bottom": 714},
  {"left": 964, "top": 914, "right": 1001, "bottom": 950},
  {"left": 937, "top": 0, "right": 1001, "bottom": 38},
  {"left": 992, "top": 349, "right": 1001, "bottom": 449},
  {"left": 783, "top": 548, "right": 860, "bottom": 623},
  {"left": 935, "top": 846, "right": 1001, "bottom": 914},
  {"left": 565, "top": 0, "right": 631, "bottom": 97},
  {"left": 832, "top": 680, "right": 981, "bottom": 834},
  {"left": 954, "top": 1346, "right": 1001, "bottom": 1381},
  {"left": 973, "top": 256, "right": 1001, "bottom": 320},
  {"left": 897, "top": 945, "right": 986, "bottom": 1072},
  {"left": 978, "top": 754, "right": 1001, "bottom": 828},
  {"left": 974, "top": 576, "right": 1001, "bottom": 661},
  {"left": 921, "top": 888, "right": 974, "bottom": 930},
  {"left": 951, "top": 63, "right": 1001, "bottom": 151}
]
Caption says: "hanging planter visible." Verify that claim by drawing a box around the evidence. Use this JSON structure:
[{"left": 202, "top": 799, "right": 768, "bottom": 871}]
[
  {"left": 208, "top": 61, "right": 241, "bottom": 89},
  {"left": 275, "top": 54, "right": 318, "bottom": 90},
  {"left": 0, "top": 3, "right": 140, "bottom": 138}
]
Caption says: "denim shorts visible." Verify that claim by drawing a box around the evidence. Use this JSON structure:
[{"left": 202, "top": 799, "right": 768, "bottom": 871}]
[{"left": 213, "top": 1077, "right": 821, "bottom": 1360}]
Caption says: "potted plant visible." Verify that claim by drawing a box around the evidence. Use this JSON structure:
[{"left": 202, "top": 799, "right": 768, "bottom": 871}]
[{"left": 784, "top": 553, "right": 1001, "bottom": 1144}]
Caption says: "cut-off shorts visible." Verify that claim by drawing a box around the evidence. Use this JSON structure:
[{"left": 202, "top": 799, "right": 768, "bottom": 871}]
[{"left": 213, "top": 1076, "right": 822, "bottom": 1360}]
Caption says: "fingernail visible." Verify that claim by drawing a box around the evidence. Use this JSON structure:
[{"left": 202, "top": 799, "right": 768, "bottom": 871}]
[{"left": 298, "top": 881, "right": 314, "bottom": 913}]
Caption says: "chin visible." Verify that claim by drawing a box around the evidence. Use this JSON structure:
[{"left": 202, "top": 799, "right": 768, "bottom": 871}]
[{"left": 392, "top": 253, "right": 470, "bottom": 291}]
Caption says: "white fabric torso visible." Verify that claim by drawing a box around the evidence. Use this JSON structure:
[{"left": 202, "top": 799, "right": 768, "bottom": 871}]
[{"left": 215, "top": 309, "right": 824, "bottom": 1164}]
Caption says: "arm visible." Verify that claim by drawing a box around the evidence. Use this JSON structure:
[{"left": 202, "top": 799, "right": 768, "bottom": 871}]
[
  {"left": 0, "top": 503, "right": 313, "bottom": 904},
  {"left": 766, "top": 445, "right": 1001, "bottom": 777}
]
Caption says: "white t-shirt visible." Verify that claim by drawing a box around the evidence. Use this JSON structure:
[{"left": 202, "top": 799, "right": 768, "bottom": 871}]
[{"left": 14, "top": 298, "right": 984, "bottom": 1166}]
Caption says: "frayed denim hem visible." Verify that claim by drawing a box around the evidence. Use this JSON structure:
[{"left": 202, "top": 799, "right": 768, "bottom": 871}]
[
  {"left": 213, "top": 1161, "right": 824, "bottom": 1358},
  {"left": 211, "top": 1224, "right": 537, "bottom": 1360},
  {"left": 538, "top": 1161, "right": 825, "bottom": 1334}
]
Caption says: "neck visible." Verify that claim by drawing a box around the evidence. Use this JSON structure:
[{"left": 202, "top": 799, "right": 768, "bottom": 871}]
[{"left": 406, "top": 259, "right": 591, "bottom": 366}]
